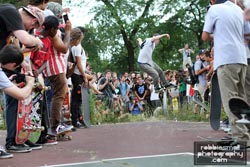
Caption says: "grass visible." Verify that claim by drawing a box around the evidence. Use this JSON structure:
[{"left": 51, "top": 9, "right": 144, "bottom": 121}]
[{"left": 0, "top": 92, "right": 228, "bottom": 130}]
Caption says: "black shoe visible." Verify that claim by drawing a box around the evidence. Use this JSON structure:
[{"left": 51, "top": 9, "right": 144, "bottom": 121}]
[
  {"left": 154, "top": 86, "right": 162, "bottom": 93},
  {"left": 36, "top": 136, "right": 58, "bottom": 146},
  {"left": 25, "top": 140, "right": 42, "bottom": 150},
  {"left": 0, "top": 146, "right": 13, "bottom": 159},
  {"left": 6, "top": 144, "right": 32, "bottom": 153}
]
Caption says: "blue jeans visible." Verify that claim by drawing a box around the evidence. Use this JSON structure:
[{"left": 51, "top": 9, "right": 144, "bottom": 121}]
[
  {"left": 44, "top": 77, "right": 53, "bottom": 116},
  {"left": 5, "top": 94, "right": 18, "bottom": 147}
]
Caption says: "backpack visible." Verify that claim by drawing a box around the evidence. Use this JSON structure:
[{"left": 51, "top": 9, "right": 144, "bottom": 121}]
[
  {"left": 66, "top": 48, "right": 76, "bottom": 79},
  {"left": 187, "top": 63, "right": 203, "bottom": 85}
]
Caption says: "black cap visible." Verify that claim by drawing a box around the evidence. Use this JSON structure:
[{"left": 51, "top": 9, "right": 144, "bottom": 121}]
[{"left": 199, "top": 49, "right": 205, "bottom": 55}]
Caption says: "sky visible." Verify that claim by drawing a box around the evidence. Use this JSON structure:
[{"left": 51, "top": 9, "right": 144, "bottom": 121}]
[{"left": 62, "top": 0, "right": 98, "bottom": 27}]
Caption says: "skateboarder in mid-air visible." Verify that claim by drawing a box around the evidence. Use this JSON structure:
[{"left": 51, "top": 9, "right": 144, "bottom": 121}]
[{"left": 137, "top": 33, "right": 175, "bottom": 92}]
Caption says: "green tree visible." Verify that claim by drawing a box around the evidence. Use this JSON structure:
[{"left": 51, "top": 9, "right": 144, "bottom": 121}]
[
  {"left": 0, "top": 0, "right": 29, "bottom": 7},
  {"left": 64, "top": 0, "right": 209, "bottom": 73}
]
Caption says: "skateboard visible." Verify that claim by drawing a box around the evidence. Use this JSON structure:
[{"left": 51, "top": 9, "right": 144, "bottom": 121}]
[
  {"left": 196, "top": 136, "right": 239, "bottom": 150},
  {"left": 28, "top": 75, "right": 47, "bottom": 143},
  {"left": 62, "top": 86, "right": 71, "bottom": 125},
  {"left": 197, "top": 135, "right": 234, "bottom": 143},
  {"left": 209, "top": 72, "right": 222, "bottom": 130},
  {"left": 229, "top": 97, "right": 250, "bottom": 129},
  {"left": 55, "top": 130, "right": 72, "bottom": 141},
  {"left": 16, "top": 84, "right": 33, "bottom": 144},
  {"left": 81, "top": 84, "right": 91, "bottom": 128}
]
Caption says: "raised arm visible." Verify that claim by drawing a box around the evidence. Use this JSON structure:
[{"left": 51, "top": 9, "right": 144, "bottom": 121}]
[
  {"left": 50, "top": 21, "right": 71, "bottom": 53},
  {"left": 151, "top": 33, "right": 170, "bottom": 42}
]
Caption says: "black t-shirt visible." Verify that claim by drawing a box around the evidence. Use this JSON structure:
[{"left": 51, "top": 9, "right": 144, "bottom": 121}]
[
  {"left": 134, "top": 83, "right": 148, "bottom": 98},
  {"left": 0, "top": 4, "right": 25, "bottom": 49}
]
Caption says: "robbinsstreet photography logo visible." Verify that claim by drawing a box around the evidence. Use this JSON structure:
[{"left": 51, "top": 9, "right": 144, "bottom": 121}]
[{"left": 194, "top": 141, "right": 247, "bottom": 165}]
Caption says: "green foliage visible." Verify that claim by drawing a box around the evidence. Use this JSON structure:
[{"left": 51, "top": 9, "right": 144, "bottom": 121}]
[
  {"left": 62, "top": 0, "right": 210, "bottom": 73},
  {"left": 0, "top": 0, "right": 29, "bottom": 8}
]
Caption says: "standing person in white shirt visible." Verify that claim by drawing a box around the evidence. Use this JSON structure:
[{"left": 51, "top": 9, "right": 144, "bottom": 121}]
[
  {"left": 178, "top": 44, "right": 194, "bottom": 70},
  {"left": 202, "top": 0, "right": 250, "bottom": 145}
]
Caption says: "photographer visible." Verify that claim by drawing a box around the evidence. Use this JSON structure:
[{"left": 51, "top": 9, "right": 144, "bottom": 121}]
[
  {"left": 1, "top": 45, "right": 34, "bottom": 99},
  {"left": 98, "top": 70, "right": 116, "bottom": 108},
  {"left": 0, "top": 45, "right": 35, "bottom": 158},
  {"left": 129, "top": 97, "right": 143, "bottom": 115}
]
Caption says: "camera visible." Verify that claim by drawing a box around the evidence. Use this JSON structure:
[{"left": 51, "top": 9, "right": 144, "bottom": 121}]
[{"left": 12, "top": 73, "right": 26, "bottom": 84}]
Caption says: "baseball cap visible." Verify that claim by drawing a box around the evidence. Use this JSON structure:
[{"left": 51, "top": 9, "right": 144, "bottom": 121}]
[
  {"left": 47, "top": 2, "right": 63, "bottom": 18},
  {"left": 22, "top": 6, "right": 44, "bottom": 27},
  {"left": 199, "top": 49, "right": 205, "bottom": 55}
]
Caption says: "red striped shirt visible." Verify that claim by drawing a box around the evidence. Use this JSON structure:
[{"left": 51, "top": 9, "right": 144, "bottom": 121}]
[{"left": 43, "top": 31, "right": 67, "bottom": 77}]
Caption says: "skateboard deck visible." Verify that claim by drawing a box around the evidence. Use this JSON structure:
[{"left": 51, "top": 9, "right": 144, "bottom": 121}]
[
  {"left": 210, "top": 73, "right": 222, "bottom": 130},
  {"left": 62, "top": 87, "right": 71, "bottom": 125},
  {"left": 16, "top": 92, "right": 33, "bottom": 144},
  {"left": 197, "top": 136, "right": 237, "bottom": 148},
  {"left": 229, "top": 97, "right": 250, "bottom": 129},
  {"left": 81, "top": 85, "right": 91, "bottom": 128},
  {"left": 28, "top": 75, "right": 46, "bottom": 143},
  {"left": 198, "top": 135, "right": 234, "bottom": 141}
]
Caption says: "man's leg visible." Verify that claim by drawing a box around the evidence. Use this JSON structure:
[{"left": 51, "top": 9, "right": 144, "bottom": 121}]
[
  {"left": 48, "top": 73, "right": 67, "bottom": 129},
  {"left": 5, "top": 95, "right": 18, "bottom": 147},
  {"left": 217, "top": 64, "right": 250, "bottom": 142},
  {"left": 44, "top": 77, "right": 53, "bottom": 117},
  {"left": 5, "top": 95, "right": 31, "bottom": 152},
  {"left": 139, "top": 63, "right": 159, "bottom": 87},
  {"left": 153, "top": 63, "right": 168, "bottom": 85}
]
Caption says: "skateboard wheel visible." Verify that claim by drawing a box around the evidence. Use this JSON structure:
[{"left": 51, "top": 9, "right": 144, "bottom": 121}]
[
  {"left": 40, "top": 126, "right": 45, "bottom": 131},
  {"left": 68, "top": 135, "right": 72, "bottom": 140},
  {"left": 32, "top": 126, "right": 37, "bottom": 131},
  {"left": 22, "top": 125, "right": 28, "bottom": 131}
]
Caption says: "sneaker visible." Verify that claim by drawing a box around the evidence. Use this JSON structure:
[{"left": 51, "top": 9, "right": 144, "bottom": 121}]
[
  {"left": 6, "top": 144, "right": 32, "bottom": 153},
  {"left": 36, "top": 136, "right": 58, "bottom": 146},
  {"left": 42, "top": 138, "right": 58, "bottom": 146},
  {"left": 223, "top": 126, "right": 231, "bottom": 133},
  {"left": 74, "top": 121, "right": 85, "bottom": 129},
  {"left": 25, "top": 140, "right": 42, "bottom": 150},
  {"left": 56, "top": 124, "right": 73, "bottom": 134},
  {"left": 0, "top": 146, "right": 13, "bottom": 159}
]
